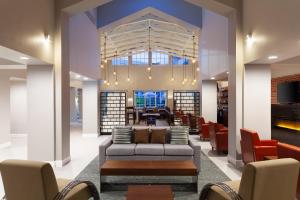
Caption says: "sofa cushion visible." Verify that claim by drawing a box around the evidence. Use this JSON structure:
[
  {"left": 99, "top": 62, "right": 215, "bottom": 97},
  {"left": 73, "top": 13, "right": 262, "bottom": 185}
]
[
  {"left": 170, "top": 126, "right": 189, "bottom": 145},
  {"left": 164, "top": 144, "right": 194, "bottom": 156},
  {"left": 112, "top": 127, "right": 132, "bottom": 144},
  {"left": 151, "top": 129, "right": 166, "bottom": 144},
  {"left": 135, "top": 144, "right": 164, "bottom": 155},
  {"left": 134, "top": 129, "right": 149, "bottom": 144},
  {"left": 106, "top": 144, "right": 136, "bottom": 156}
]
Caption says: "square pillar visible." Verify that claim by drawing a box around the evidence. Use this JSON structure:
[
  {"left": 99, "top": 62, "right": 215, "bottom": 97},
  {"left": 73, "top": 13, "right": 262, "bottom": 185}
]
[
  {"left": 27, "top": 65, "right": 55, "bottom": 161},
  {"left": 201, "top": 80, "right": 217, "bottom": 122},
  {"left": 54, "top": 11, "right": 71, "bottom": 166},
  {"left": 0, "top": 72, "right": 11, "bottom": 148},
  {"left": 82, "top": 80, "right": 99, "bottom": 137},
  {"left": 244, "top": 64, "right": 271, "bottom": 138}
]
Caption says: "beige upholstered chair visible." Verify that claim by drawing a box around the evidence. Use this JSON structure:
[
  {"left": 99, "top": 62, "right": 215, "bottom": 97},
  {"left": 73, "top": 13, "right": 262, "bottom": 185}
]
[
  {"left": 0, "top": 160, "right": 99, "bottom": 200},
  {"left": 203, "top": 158, "right": 300, "bottom": 200}
]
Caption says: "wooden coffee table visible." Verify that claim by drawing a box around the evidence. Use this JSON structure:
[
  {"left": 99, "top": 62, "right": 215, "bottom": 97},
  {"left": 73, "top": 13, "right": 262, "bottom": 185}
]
[
  {"left": 100, "top": 160, "right": 198, "bottom": 192},
  {"left": 127, "top": 185, "right": 173, "bottom": 200}
]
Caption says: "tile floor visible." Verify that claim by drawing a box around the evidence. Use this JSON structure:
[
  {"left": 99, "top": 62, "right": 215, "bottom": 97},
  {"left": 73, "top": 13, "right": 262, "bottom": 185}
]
[{"left": 0, "top": 124, "right": 241, "bottom": 197}]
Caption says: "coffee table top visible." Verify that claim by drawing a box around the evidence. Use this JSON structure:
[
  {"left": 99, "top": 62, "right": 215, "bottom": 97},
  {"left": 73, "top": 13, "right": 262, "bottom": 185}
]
[
  {"left": 101, "top": 160, "right": 197, "bottom": 176},
  {"left": 127, "top": 185, "right": 173, "bottom": 200}
]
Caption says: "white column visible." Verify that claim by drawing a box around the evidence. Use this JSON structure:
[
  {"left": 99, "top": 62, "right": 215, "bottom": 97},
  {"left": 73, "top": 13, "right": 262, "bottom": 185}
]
[
  {"left": 201, "top": 80, "right": 217, "bottom": 122},
  {"left": 82, "top": 81, "right": 99, "bottom": 137},
  {"left": 27, "top": 65, "right": 55, "bottom": 161},
  {"left": 0, "top": 72, "right": 11, "bottom": 148},
  {"left": 244, "top": 64, "right": 271, "bottom": 138},
  {"left": 227, "top": 7, "right": 244, "bottom": 167},
  {"left": 54, "top": 12, "right": 71, "bottom": 166}
]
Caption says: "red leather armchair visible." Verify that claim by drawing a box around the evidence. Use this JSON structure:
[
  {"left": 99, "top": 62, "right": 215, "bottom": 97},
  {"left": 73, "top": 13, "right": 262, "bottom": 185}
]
[
  {"left": 198, "top": 117, "right": 210, "bottom": 140},
  {"left": 240, "top": 128, "right": 278, "bottom": 164},
  {"left": 277, "top": 142, "right": 300, "bottom": 199},
  {"left": 209, "top": 122, "right": 228, "bottom": 153}
]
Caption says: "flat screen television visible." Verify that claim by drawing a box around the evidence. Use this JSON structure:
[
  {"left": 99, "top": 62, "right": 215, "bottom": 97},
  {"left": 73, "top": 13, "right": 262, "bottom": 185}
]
[{"left": 277, "top": 81, "right": 300, "bottom": 104}]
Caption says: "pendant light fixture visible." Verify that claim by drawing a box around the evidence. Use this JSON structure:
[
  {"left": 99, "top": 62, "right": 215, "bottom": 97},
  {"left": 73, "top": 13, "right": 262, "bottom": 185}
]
[
  {"left": 104, "top": 35, "right": 108, "bottom": 64},
  {"left": 192, "top": 35, "right": 197, "bottom": 84},
  {"left": 171, "top": 55, "right": 174, "bottom": 81},
  {"left": 147, "top": 25, "right": 152, "bottom": 79},
  {"left": 114, "top": 52, "right": 118, "bottom": 85}
]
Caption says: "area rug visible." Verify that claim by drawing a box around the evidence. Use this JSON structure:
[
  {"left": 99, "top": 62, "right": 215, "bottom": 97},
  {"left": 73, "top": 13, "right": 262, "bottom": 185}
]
[{"left": 76, "top": 152, "right": 230, "bottom": 200}]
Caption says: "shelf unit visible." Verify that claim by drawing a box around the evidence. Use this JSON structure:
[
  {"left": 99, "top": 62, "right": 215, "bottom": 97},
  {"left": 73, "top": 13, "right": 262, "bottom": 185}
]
[
  {"left": 217, "top": 84, "right": 228, "bottom": 126},
  {"left": 100, "top": 91, "right": 126, "bottom": 134},
  {"left": 173, "top": 91, "right": 200, "bottom": 115},
  {"left": 218, "top": 87, "right": 228, "bottom": 109}
]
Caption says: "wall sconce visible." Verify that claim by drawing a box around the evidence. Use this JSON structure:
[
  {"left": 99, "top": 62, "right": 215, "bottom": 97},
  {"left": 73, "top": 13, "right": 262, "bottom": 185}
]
[
  {"left": 246, "top": 34, "right": 255, "bottom": 46},
  {"left": 43, "top": 33, "right": 50, "bottom": 44}
]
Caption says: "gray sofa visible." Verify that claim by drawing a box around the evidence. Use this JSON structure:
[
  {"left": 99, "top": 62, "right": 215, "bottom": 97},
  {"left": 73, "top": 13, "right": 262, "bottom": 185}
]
[{"left": 99, "top": 134, "right": 201, "bottom": 172}]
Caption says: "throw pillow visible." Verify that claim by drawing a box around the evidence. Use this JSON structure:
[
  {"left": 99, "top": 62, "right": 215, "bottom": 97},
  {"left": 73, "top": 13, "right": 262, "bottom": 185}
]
[
  {"left": 112, "top": 127, "right": 132, "bottom": 144},
  {"left": 134, "top": 129, "right": 149, "bottom": 143},
  {"left": 151, "top": 129, "right": 166, "bottom": 144},
  {"left": 170, "top": 126, "right": 189, "bottom": 145}
]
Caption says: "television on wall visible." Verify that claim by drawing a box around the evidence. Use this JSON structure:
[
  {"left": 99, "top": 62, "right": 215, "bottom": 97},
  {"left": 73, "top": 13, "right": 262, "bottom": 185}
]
[{"left": 277, "top": 81, "right": 300, "bottom": 104}]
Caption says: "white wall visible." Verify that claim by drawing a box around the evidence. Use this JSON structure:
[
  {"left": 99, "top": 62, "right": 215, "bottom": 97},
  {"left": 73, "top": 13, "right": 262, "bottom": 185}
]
[
  {"left": 201, "top": 80, "right": 217, "bottom": 122},
  {"left": 0, "top": 0, "right": 54, "bottom": 63},
  {"left": 69, "top": 12, "right": 100, "bottom": 79},
  {"left": 100, "top": 64, "right": 200, "bottom": 108},
  {"left": 243, "top": 0, "right": 300, "bottom": 64},
  {"left": 201, "top": 9, "right": 229, "bottom": 80},
  {"left": 10, "top": 80, "right": 27, "bottom": 134},
  {"left": 271, "top": 64, "right": 300, "bottom": 78},
  {"left": 244, "top": 64, "right": 271, "bottom": 138},
  {"left": 0, "top": 73, "right": 10, "bottom": 146}
]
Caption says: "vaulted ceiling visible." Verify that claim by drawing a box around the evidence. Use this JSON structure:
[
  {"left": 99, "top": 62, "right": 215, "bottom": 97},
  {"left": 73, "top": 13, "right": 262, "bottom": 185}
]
[{"left": 100, "top": 18, "right": 199, "bottom": 59}]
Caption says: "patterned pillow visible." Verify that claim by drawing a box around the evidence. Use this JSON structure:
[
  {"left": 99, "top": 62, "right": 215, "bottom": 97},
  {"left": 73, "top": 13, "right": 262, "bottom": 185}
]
[
  {"left": 112, "top": 127, "right": 132, "bottom": 144},
  {"left": 170, "top": 126, "right": 189, "bottom": 145}
]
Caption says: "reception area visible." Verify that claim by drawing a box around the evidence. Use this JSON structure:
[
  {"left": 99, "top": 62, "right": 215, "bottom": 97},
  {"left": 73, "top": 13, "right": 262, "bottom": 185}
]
[{"left": 0, "top": 0, "right": 300, "bottom": 200}]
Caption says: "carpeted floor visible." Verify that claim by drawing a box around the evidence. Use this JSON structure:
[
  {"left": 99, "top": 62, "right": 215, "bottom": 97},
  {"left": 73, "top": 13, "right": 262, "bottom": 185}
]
[{"left": 76, "top": 152, "right": 230, "bottom": 200}]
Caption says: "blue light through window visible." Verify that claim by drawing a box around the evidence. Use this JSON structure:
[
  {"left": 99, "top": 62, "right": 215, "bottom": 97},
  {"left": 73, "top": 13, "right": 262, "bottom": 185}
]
[
  {"left": 132, "top": 52, "right": 149, "bottom": 65},
  {"left": 134, "top": 90, "right": 167, "bottom": 108},
  {"left": 172, "top": 56, "right": 189, "bottom": 65},
  {"left": 112, "top": 56, "right": 128, "bottom": 65},
  {"left": 152, "top": 52, "right": 169, "bottom": 65}
]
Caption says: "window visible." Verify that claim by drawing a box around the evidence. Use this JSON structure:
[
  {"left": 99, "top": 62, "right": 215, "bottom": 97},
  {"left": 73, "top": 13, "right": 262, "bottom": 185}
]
[
  {"left": 156, "top": 91, "right": 167, "bottom": 108},
  {"left": 134, "top": 91, "right": 145, "bottom": 108},
  {"left": 132, "top": 52, "right": 149, "bottom": 65},
  {"left": 134, "top": 90, "right": 167, "bottom": 108},
  {"left": 112, "top": 56, "right": 128, "bottom": 65},
  {"left": 172, "top": 56, "right": 189, "bottom": 65},
  {"left": 145, "top": 91, "right": 156, "bottom": 108},
  {"left": 152, "top": 52, "right": 169, "bottom": 65}
]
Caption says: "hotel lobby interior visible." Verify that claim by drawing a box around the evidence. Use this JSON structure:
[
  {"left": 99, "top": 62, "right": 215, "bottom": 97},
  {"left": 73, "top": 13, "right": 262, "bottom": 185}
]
[{"left": 0, "top": 0, "right": 300, "bottom": 199}]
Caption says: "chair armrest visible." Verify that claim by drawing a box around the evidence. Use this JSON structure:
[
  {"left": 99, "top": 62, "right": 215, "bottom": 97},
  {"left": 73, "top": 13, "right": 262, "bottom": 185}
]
[
  {"left": 55, "top": 180, "right": 99, "bottom": 200},
  {"left": 189, "top": 138, "right": 201, "bottom": 172},
  {"left": 254, "top": 146, "right": 278, "bottom": 161},
  {"left": 99, "top": 136, "right": 112, "bottom": 167},
  {"left": 259, "top": 140, "right": 278, "bottom": 146}
]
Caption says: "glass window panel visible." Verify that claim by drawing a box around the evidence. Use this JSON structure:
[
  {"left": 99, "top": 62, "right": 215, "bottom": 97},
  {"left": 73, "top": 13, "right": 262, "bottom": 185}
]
[
  {"left": 152, "top": 52, "right": 169, "bottom": 65},
  {"left": 134, "top": 91, "right": 145, "bottom": 108},
  {"left": 132, "top": 52, "right": 149, "bottom": 65},
  {"left": 112, "top": 56, "right": 128, "bottom": 65},
  {"left": 172, "top": 56, "right": 189, "bottom": 65},
  {"left": 145, "top": 91, "right": 156, "bottom": 108},
  {"left": 156, "top": 91, "right": 167, "bottom": 108}
]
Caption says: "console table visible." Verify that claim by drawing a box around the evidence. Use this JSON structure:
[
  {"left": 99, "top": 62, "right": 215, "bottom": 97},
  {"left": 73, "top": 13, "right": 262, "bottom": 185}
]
[{"left": 100, "top": 160, "right": 198, "bottom": 192}]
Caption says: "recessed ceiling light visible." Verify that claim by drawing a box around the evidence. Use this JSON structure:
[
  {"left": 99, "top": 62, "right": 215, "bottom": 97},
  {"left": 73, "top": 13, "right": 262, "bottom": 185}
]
[
  {"left": 211, "top": 77, "right": 215, "bottom": 80},
  {"left": 20, "top": 56, "right": 29, "bottom": 60},
  {"left": 76, "top": 75, "right": 81, "bottom": 79},
  {"left": 226, "top": 71, "right": 229, "bottom": 74},
  {"left": 83, "top": 77, "right": 89, "bottom": 81},
  {"left": 268, "top": 55, "right": 278, "bottom": 60}
]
